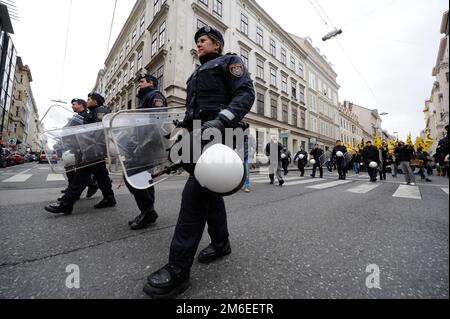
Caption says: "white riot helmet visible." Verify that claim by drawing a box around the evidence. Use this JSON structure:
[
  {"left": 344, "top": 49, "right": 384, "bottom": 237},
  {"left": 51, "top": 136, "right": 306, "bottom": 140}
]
[
  {"left": 281, "top": 153, "right": 287, "bottom": 159},
  {"left": 299, "top": 154, "right": 305, "bottom": 160},
  {"left": 194, "top": 144, "right": 245, "bottom": 196},
  {"left": 336, "top": 151, "right": 344, "bottom": 158},
  {"left": 369, "top": 161, "right": 378, "bottom": 168},
  {"left": 310, "top": 159, "right": 316, "bottom": 165},
  {"left": 62, "top": 151, "right": 76, "bottom": 167}
]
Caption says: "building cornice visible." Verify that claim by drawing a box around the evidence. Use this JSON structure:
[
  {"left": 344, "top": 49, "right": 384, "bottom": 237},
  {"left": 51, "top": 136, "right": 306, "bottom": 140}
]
[{"left": 191, "top": 2, "right": 229, "bottom": 31}]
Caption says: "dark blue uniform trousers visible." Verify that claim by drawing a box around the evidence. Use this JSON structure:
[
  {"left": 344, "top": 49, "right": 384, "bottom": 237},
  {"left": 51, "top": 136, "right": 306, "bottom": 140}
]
[
  {"left": 124, "top": 178, "right": 155, "bottom": 212},
  {"left": 62, "top": 162, "right": 114, "bottom": 205},
  {"left": 169, "top": 176, "right": 229, "bottom": 270}
]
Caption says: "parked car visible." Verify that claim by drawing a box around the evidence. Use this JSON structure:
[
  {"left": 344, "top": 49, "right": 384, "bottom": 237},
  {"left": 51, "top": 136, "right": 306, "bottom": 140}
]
[
  {"left": 39, "top": 151, "right": 58, "bottom": 164},
  {"left": 4, "top": 149, "right": 15, "bottom": 167},
  {"left": 11, "top": 152, "right": 25, "bottom": 165}
]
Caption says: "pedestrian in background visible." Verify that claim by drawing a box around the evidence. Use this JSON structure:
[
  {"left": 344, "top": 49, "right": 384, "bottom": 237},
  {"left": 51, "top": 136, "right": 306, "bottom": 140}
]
[{"left": 394, "top": 141, "right": 416, "bottom": 186}]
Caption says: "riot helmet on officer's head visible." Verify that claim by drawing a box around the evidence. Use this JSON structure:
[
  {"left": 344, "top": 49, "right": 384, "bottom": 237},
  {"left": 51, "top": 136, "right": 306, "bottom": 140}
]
[{"left": 71, "top": 98, "right": 87, "bottom": 112}]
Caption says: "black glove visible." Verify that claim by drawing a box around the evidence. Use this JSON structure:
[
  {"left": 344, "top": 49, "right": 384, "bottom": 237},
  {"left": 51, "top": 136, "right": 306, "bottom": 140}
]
[{"left": 201, "top": 118, "right": 226, "bottom": 134}]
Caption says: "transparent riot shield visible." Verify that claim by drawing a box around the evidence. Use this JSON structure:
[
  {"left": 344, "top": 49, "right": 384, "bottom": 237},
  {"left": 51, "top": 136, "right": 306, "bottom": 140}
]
[
  {"left": 42, "top": 122, "right": 109, "bottom": 173},
  {"left": 343, "top": 152, "right": 354, "bottom": 169},
  {"left": 319, "top": 150, "right": 332, "bottom": 167},
  {"left": 105, "top": 108, "right": 186, "bottom": 190},
  {"left": 39, "top": 104, "right": 109, "bottom": 173}
]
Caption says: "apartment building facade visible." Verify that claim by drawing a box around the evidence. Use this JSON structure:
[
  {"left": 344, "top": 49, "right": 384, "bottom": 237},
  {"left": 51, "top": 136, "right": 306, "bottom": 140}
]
[
  {"left": 343, "top": 101, "right": 383, "bottom": 143},
  {"left": 423, "top": 10, "right": 448, "bottom": 154},
  {"left": 94, "top": 0, "right": 342, "bottom": 154},
  {"left": 338, "top": 102, "right": 364, "bottom": 147},
  {"left": 8, "top": 57, "right": 41, "bottom": 152}
]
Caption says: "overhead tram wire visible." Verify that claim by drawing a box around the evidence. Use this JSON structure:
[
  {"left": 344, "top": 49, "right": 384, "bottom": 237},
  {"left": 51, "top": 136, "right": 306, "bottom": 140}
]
[
  {"left": 58, "top": 0, "right": 73, "bottom": 99},
  {"left": 106, "top": 0, "right": 118, "bottom": 58},
  {"left": 309, "top": 0, "right": 380, "bottom": 106}
]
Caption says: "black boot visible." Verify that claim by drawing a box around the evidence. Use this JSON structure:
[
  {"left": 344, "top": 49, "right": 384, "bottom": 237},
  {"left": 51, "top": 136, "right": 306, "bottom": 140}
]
[
  {"left": 279, "top": 179, "right": 285, "bottom": 187},
  {"left": 94, "top": 196, "right": 117, "bottom": 209},
  {"left": 198, "top": 240, "right": 231, "bottom": 264},
  {"left": 143, "top": 264, "right": 190, "bottom": 299},
  {"left": 86, "top": 183, "right": 99, "bottom": 199},
  {"left": 45, "top": 201, "right": 73, "bottom": 215},
  {"left": 269, "top": 174, "right": 274, "bottom": 185},
  {"left": 129, "top": 209, "right": 159, "bottom": 230}
]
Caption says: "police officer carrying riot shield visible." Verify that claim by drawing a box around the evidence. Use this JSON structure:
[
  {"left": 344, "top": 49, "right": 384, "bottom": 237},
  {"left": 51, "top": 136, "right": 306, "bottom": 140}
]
[
  {"left": 45, "top": 93, "right": 116, "bottom": 215},
  {"left": 60, "top": 98, "right": 99, "bottom": 199},
  {"left": 126, "top": 74, "right": 168, "bottom": 230},
  {"left": 143, "top": 26, "right": 255, "bottom": 299},
  {"left": 332, "top": 140, "right": 348, "bottom": 180},
  {"left": 310, "top": 144, "right": 324, "bottom": 178},
  {"left": 294, "top": 147, "right": 308, "bottom": 177}
]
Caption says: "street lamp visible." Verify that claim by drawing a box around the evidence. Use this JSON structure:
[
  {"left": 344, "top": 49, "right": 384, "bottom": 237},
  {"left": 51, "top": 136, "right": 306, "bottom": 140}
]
[{"left": 322, "top": 29, "right": 343, "bottom": 41}]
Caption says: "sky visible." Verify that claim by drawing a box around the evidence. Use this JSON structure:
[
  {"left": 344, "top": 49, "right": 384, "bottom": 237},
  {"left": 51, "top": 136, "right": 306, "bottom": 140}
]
[{"left": 10, "top": 0, "right": 449, "bottom": 141}]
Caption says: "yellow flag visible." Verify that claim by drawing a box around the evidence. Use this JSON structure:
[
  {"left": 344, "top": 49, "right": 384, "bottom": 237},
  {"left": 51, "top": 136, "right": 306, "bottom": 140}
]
[
  {"left": 406, "top": 133, "right": 413, "bottom": 146},
  {"left": 346, "top": 143, "right": 355, "bottom": 154},
  {"left": 388, "top": 139, "right": 398, "bottom": 154},
  {"left": 374, "top": 134, "right": 383, "bottom": 149}
]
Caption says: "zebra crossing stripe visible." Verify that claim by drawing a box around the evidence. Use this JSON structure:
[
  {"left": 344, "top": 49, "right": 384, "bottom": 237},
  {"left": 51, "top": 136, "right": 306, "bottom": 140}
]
[
  {"left": 283, "top": 178, "right": 326, "bottom": 187},
  {"left": 306, "top": 180, "right": 352, "bottom": 190},
  {"left": 392, "top": 185, "right": 422, "bottom": 200},
  {"left": 347, "top": 183, "right": 381, "bottom": 194},
  {"left": 2, "top": 174, "right": 33, "bottom": 183},
  {"left": 46, "top": 174, "right": 66, "bottom": 182},
  {"left": 442, "top": 188, "right": 449, "bottom": 195},
  {"left": 252, "top": 176, "right": 306, "bottom": 184}
]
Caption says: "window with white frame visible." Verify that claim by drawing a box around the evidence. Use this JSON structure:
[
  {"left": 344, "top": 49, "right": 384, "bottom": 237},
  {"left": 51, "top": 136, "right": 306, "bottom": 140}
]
[
  {"left": 271, "top": 98, "right": 278, "bottom": 119},
  {"left": 256, "top": 27, "right": 264, "bottom": 47},
  {"left": 281, "top": 75, "right": 288, "bottom": 93},
  {"left": 290, "top": 57, "right": 296, "bottom": 71},
  {"left": 298, "top": 63, "right": 304, "bottom": 79},
  {"left": 199, "top": 0, "right": 208, "bottom": 7},
  {"left": 132, "top": 29, "right": 137, "bottom": 46},
  {"left": 257, "top": 92, "right": 265, "bottom": 115},
  {"left": 309, "top": 71, "right": 316, "bottom": 91},
  {"left": 270, "top": 68, "right": 277, "bottom": 87},
  {"left": 137, "top": 50, "right": 143, "bottom": 71},
  {"left": 270, "top": 39, "right": 276, "bottom": 57},
  {"left": 291, "top": 81, "right": 297, "bottom": 99},
  {"left": 256, "top": 58, "right": 264, "bottom": 79},
  {"left": 282, "top": 103, "right": 288, "bottom": 123},
  {"left": 292, "top": 107, "right": 298, "bottom": 126},
  {"left": 240, "top": 14, "right": 249, "bottom": 35},
  {"left": 140, "top": 15, "right": 146, "bottom": 35},
  {"left": 299, "top": 85, "right": 305, "bottom": 104},
  {"left": 240, "top": 48, "right": 249, "bottom": 69},
  {"left": 151, "top": 32, "right": 158, "bottom": 56},
  {"left": 129, "top": 60, "right": 135, "bottom": 77},
  {"left": 159, "top": 21, "right": 166, "bottom": 48},
  {"left": 281, "top": 48, "right": 286, "bottom": 65},
  {"left": 213, "top": 0, "right": 222, "bottom": 16},
  {"left": 310, "top": 93, "right": 317, "bottom": 113}
]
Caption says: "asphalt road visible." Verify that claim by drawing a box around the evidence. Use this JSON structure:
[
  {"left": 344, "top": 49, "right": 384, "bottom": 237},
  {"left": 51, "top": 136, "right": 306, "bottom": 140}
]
[{"left": 0, "top": 162, "right": 448, "bottom": 299}]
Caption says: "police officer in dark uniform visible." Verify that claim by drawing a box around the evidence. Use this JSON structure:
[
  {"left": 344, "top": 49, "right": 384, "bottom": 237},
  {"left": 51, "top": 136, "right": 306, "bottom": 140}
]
[
  {"left": 127, "top": 74, "right": 167, "bottom": 230},
  {"left": 294, "top": 147, "right": 308, "bottom": 177},
  {"left": 332, "top": 140, "right": 348, "bottom": 180},
  {"left": 143, "top": 26, "right": 255, "bottom": 299},
  {"left": 60, "top": 98, "right": 99, "bottom": 199},
  {"left": 45, "top": 93, "right": 116, "bottom": 215},
  {"left": 362, "top": 141, "right": 380, "bottom": 182},
  {"left": 310, "top": 144, "right": 324, "bottom": 178}
]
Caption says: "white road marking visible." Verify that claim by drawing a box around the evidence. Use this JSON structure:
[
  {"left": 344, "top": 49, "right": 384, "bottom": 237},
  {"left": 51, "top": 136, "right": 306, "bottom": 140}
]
[
  {"left": 2, "top": 174, "right": 33, "bottom": 183},
  {"left": 252, "top": 176, "right": 305, "bottom": 184},
  {"left": 347, "top": 183, "right": 381, "bottom": 194},
  {"left": 392, "top": 185, "right": 422, "bottom": 200},
  {"left": 46, "top": 174, "right": 66, "bottom": 182},
  {"left": 306, "top": 180, "right": 352, "bottom": 190},
  {"left": 442, "top": 188, "right": 449, "bottom": 195},
  {"left": 283, "top": 178, "right": 326, "bottom": 187}
]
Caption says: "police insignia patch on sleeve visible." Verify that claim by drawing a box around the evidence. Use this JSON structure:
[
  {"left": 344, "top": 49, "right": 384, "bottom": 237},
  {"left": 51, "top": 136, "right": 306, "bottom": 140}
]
[{"left": 229, "top": 63, "right": 244, "bottom": 78}]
